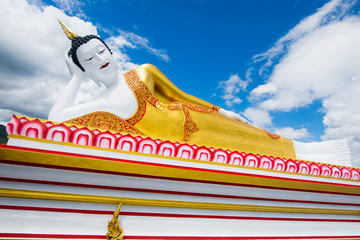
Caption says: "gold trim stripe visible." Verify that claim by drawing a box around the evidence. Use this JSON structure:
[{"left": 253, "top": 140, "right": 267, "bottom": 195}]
[
  {"left": 0, "top": 188, "right": 359, "bottom": 216},
  {"left": 1, "top": 146, "right": 360, "bottom": 195}
]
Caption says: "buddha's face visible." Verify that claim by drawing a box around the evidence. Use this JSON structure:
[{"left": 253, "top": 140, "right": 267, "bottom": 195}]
[{"left": 77, "top": 39, "right": 118, "bottom": 87}]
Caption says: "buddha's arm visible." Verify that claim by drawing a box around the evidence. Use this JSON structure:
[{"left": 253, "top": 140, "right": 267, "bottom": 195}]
[
  {"left": 49, "top": 53, "right": 88, "bottom": 122},
  {"left": 136, "top": 64, "right": 250, "bottom": 123},
  {"left": 136, "top": 64, "right": 218, "bottom": 110},
  {"left": 48, "top": 74, "right": 83, "bottom": 122}
]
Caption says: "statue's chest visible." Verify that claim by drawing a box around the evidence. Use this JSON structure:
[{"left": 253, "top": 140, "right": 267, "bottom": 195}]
[{"left": 101, "top": 84, "right": 138, "bottom": 119}]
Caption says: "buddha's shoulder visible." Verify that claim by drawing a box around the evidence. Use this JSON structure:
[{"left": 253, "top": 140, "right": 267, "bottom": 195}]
[
  {"left": 129, "top": 64, "right": 158, "bottom": 91},
  {"left": 134, "top": 64, "right": 161, "bottom": 73},
  {"left": 131, "top": 64, "right": 157, "bottom": 80},
  {"left": 132, "top": 64, "right": 166, "bottom": 82}
]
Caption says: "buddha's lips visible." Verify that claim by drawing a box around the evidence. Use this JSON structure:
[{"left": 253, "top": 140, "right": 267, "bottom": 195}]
[{"left": 100, "top": 62, "right": 109, "bottom": 69}]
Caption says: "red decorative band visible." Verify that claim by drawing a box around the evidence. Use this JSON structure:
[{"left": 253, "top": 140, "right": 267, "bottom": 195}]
[
  {"left": 7, "top": 115, "right": 360, "bottom": 181},
  {"left": 0, "top": 233, "right": 103, "bottom": 239},
  {"left": 1, "top": 233, "right": 360, "bottom": 239}
]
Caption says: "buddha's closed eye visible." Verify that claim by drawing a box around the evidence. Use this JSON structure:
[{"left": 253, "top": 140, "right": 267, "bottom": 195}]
[{"left": 85, "top": 56, "right": 94, "bottom": 61}]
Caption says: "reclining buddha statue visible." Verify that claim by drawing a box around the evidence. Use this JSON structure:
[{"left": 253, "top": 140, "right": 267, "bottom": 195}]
[{"left": 49, "top": 20, "right": 350, "bottom": 163}]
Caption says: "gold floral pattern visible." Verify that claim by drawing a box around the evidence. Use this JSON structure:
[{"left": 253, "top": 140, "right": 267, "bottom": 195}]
[
  {"left": 182, "top": 107, "right": 199, "bottom": 142},
  {"left": 124, "top": 71, "right": 147, "bottom": 125},
  {"left": 124, "top": 70, "right": 159, "bottom": 107},
  {"left": 167, "top": 102, "right": 199, "bottom": 141},
  {"left": 64, "top": 112, "right": 145, "bottom": 136},
  {"left": 168, "top": 102, "right": 218, "bottom": 113}
]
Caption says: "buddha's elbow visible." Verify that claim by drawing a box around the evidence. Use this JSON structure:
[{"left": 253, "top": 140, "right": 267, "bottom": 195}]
[
  {"left": 48, "top": 109, "right": 63, "bottom": 122},
  {"left": 48, "top": 111, "right": 57, "bottom": 122}
]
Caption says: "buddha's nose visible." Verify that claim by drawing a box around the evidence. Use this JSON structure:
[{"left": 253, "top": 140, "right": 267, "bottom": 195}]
[{"left": 94, "top": 54, "right": 105, "bottom": 62}]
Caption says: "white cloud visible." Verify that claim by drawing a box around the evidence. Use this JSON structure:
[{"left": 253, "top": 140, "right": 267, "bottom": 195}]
[
  {"left": 0, "top": 0, "right": 169, "bottom": 123},
  {"left": 274, "top": 127, "right": 311, "bottom": 140},
  {"left": 114, "top": 30, "right": 170, "bottom": 62},
  {"left": 218, "top": 74, "right": 249, "bottom": 108},
  {"left": 252, "top": 17, "right": 360, "bottom": 111},
  {"left": 243, "top": 107, "right": 272, "bottom": 128},
  {"left": 252, "top": 0, "right": 355, "bottom": 75},
  {"left": 52, "top": 0, "right": 84, "bottom": 16}
]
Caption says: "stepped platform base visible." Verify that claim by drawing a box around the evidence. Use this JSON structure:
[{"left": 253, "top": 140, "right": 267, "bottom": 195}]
[{"left": 0, "top": 134, "right": 359, "bottom": 239}]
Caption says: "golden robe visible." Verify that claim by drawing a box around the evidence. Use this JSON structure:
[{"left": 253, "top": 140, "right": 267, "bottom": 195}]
[{"left": 65, "top": 64, "right": 296, "bottom": 159}]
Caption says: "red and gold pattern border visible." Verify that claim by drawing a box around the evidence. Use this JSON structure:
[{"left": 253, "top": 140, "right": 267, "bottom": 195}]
[
  {"left": 6, "top": 114, "right": 360, "bottom": 181},
  {"left": 64, "top": 112, "right": 145, "bottom": 136},
  {"left": 124, "top": 70, "right": 148, "bottom": 125},
  {"left": 125, "top": 70, "right": 159, "bottom": 108}
]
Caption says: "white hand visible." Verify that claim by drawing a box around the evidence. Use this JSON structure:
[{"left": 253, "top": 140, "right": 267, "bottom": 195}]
[{"left": 65, "top": 50, "right": 84, "bottom": 79}]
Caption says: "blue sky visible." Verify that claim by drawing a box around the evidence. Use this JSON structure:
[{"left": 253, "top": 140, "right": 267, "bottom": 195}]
[{"left": 1, "top": 0, "right": 360, "bottom": 166}]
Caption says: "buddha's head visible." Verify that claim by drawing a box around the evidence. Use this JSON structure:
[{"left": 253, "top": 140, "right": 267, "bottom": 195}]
[{"left": 59, "top": 20, "right": 118, "bottom": 88}]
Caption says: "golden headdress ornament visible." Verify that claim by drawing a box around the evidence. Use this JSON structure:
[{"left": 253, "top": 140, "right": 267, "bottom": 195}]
[{"left": 58, "top": 19, "right": 78, "bottom": 40}]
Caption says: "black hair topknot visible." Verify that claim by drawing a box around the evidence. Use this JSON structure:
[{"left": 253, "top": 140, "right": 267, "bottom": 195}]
[{"left": 69, "top": 35, "right": 112, "bottom": 72}]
